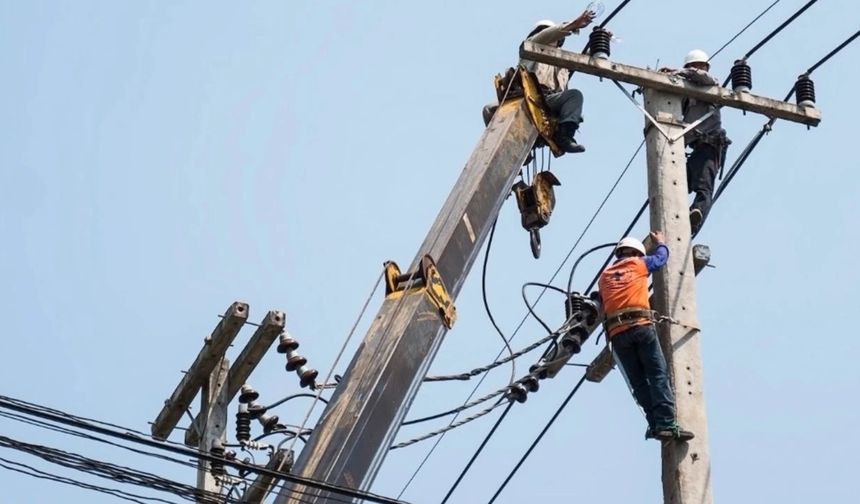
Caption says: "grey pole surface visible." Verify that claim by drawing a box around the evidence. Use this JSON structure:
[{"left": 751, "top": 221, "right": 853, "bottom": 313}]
[
  {"left": 643, "top": 88, "right": 713, "bottom": 504},
  {"left": 196, "top": 358, "right": 229, "bottom": 500}
]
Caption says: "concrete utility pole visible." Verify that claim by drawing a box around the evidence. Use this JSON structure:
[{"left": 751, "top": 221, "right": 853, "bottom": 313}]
[
  {"left": 643, "top": 88, "right": 711, "bottom": 504},
  {"left": 518, "top": 41, "right": 820, "bottom": 504},
  {"left": 196, "top": 357, "right": 229, "bottom": 496}
]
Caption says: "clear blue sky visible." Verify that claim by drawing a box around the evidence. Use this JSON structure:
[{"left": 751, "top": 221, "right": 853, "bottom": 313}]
[{"left": 1, "top": 1, "right": 858, "bottom": 503}]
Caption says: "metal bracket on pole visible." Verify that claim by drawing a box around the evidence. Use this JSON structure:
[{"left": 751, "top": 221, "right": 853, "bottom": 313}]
[
  {"left": 384, "top": 255, "right": 456, "bottom": 329},
  {"left": 612, "top": 80, "right": 716, "bottom": 144}
]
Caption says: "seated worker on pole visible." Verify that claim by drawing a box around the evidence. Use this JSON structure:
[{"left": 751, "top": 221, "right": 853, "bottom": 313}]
[
  {"left": 661, "top": 50, "right": 731, "bottom": 234},
  {"left": 598, "top": 232, "right": 695, "bottom": 442},
  {"left": 483, "top": 8, "right": 597, "bottom": 153}
]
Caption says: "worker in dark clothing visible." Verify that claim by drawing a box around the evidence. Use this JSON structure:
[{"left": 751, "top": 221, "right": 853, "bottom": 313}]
[
  {"left": 661, "top": 50, "right": 731, "bottom": 234},
  {"left": 598, "top": 232, "right": 694, "bottom": 442},
  {"left": 483, "top": 8, "right": 596, "bottom": 153}
]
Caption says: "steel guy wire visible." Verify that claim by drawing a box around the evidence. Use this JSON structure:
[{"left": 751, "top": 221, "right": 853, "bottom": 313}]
[
  {"left": 709, "top": 0, "right": 781, "bottom": 63},
  {"left": 421, "top": 330, "right": 559, "bottom": 384},
  {"left": 389, "top": 399, "right": 509, "bottom": 450},
  {"left": 287, "top": 270, "right": 384, "bottom": 457}
]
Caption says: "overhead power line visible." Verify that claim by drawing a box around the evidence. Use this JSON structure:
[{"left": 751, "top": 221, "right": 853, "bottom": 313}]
[
  {"left": 485, "top": 28, "right": 859, "bottom": 504},
  {"left": 487, "top": 374, "right": 588, "bottom": 503},
  {"left": 709, "top": 0, "right": 781, "bottom": 62},
  {"left": 0, "top": 395, "right": 408, "bottom": 504},
  {"left": 722, "top": 0, "right": 819, "bottom": 86}
]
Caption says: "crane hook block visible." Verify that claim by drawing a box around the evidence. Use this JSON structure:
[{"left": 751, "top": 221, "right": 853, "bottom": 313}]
[
  {"left": 383, "top": 255, "right": 457, "bottom": 329},
  {"left": 513, "top": 171, "right": 561, "bottom": 258}
]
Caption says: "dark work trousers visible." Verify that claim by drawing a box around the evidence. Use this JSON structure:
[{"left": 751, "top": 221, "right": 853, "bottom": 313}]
[
  {"left": 686, "top": 142, "right": 720, "bottom": 222},
  {"left": 612, "top": 323, "right": 676, "bottom": 430},
  {"left": 544, "top": 88, "right": 584, "bottom": 128}
]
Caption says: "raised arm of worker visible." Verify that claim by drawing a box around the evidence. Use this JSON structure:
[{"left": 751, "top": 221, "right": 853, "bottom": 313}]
[
  {"left": 644, "top": 231, "right": 669, "bottom": 273},
  {"left": 529, "top": 9, "right": 596, "bottom": 45}
]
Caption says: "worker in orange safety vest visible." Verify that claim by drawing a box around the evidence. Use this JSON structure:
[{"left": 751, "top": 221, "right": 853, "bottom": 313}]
[{"left": 598, "top": 231, "right": 694, "bottom": 441}]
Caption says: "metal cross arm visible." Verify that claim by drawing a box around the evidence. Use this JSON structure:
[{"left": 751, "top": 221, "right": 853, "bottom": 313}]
[{"left": 520, "top": 41, "right": 821, "bottom": 127}]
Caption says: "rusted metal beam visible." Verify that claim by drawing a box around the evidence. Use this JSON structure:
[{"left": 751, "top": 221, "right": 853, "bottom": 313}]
[{"left": 277, "top": 98, "right": 539, "bottom": 503}]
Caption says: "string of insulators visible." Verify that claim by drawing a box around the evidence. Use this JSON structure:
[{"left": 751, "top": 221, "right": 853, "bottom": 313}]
[
  {"left": 588, "top": 27, "right": 611, "bottom": 60},
  {"left": 277, "top": 332, "right": 319, "bottom": 389},
  {"left": 795, "top": 73, "right": 816, "bottom": 107},
  {"left": 235, "top": 404, "right": 251, "bottom": 443},
  {"left": 731, "top": 59, "right": 752, "bottom": 93},
  {"left": 209, "top": 440, "right": 226, "bottom": 477}
]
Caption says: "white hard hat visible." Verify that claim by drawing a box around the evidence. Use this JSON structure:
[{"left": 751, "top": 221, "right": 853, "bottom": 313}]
[
  {"left": 684, "top": 49, "right": 710, "bottom": 67},
  {"left": 533, "top": 19, "right": 557, "bottom": 30},
  {"left": 616, "top": 237, "right": 646, "bottom": 256}
]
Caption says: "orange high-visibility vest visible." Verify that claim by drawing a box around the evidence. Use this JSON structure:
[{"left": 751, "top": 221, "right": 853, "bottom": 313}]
[{"left": 598, "top": 257, "right": 652, "bottom": 337}]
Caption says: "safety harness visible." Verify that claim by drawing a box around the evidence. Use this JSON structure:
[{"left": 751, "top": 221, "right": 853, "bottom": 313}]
[{"left": 602, "top": 307, "right": 655, "bottom": 334}]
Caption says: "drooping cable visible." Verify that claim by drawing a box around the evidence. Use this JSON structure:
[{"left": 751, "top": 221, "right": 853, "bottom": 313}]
[
  {"left": 566, "top": 242, "right": 619, "bottom": 296},
  {"left": 395, "top": 134, "right": 642, "bottom": 497},
  {"left": 481, "top": 218, "right": 517, "bottom": 385}
]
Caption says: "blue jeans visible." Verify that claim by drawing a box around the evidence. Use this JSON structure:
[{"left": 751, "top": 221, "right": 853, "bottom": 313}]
[
  {"left": 612, "top": 324, "right": 675, "bottom": 430},
  {"left": 544, "top": 89, "right": 583, "bottom": 126}
]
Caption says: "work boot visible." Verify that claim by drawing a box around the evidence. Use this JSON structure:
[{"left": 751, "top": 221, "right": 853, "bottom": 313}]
[
  {"left": 689, "top": 208, "right": 703, "bottom": 234},
  {"left": 654, "top": 422, "right": 695, "bottom": 442},
  {"left": 555, "top": 122, "right": 586, "bottom": 154}
]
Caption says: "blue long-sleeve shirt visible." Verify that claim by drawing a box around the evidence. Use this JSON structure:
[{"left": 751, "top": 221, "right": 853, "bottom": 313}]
[{"left": 644, "top": 243, "right": 669, "bottom": 273}]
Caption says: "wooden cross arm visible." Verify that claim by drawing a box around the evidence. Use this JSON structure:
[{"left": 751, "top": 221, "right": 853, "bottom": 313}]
[
  {"left": 520, "top": 41, "right": 821, "bottom": 127},
  {"left": 150, "top": 301, "right": 249, "bottom": 441}
]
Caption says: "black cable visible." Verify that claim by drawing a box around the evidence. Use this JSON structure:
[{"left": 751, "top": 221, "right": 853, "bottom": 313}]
[
  {"left": 599, "top": 0, "right": 632, "bottom": 29},
  {"left": 0, "top": 396, "right": 407, "bottom": 504},
  {"left": 397, "top": 6, "right": 640, "bottom": 495},
  {"left": 521, "top": 282, "right": 567, "bottom": 336},
  {"left": 482, "top": 218, "right": 516, "bottom": 384},
  {"left": 264, "top": 393, "right": 328, "bottom": 411},
  {"left": 0, "top": 457, "right": 164, "bottom": 504},
  {"left": 566, "top": 242, "right": 617, "bottom": 295},
  {"left": 715, "top": 29, "right": 860, "bottom": 203},
  {"left": 487, "top": 374, "right": 588, "bottom": 504},
  {"left": 709, "top": 0, "right": 781, "bottom": 62},
  {"left": 806, "top": 28, "right": 860, "bottom": 74},
  {"left": 721, "top": 0, "right": 818, "bottom": 86},
  {"left": 440, "top": 401, "right": 515, "bottom": 504}
]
